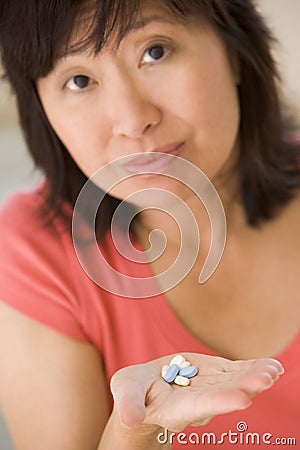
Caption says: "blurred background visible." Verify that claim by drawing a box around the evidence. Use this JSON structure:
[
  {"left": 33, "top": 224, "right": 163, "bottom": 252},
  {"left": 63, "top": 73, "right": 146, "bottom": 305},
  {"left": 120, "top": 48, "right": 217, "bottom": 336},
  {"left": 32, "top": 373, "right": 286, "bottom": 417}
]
[{"left": 0, "top": 1, "right": 300, "bottom": 449}]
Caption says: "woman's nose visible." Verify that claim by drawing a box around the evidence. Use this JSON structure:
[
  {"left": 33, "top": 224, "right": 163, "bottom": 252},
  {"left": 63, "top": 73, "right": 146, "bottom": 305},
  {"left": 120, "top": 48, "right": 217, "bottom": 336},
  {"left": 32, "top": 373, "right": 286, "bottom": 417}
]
[{"left": 106, "top": 76, "right": 161, "bottom": 139}]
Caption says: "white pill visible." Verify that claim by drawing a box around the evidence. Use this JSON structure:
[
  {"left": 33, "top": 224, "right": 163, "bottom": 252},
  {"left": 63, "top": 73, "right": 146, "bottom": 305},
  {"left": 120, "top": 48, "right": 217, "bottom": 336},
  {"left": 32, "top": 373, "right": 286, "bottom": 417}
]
[
  {"left": 161, "top": 365, "right": 169, "bottom": 378},
  {"left": 179, "top": 361, "right": 191, "bottom": 369},
  {"left": 170, "top": 355, "right": 186, "bottom": 367},
  {"left": 174, "top": 375, "right": 190, "bottom": 387}
]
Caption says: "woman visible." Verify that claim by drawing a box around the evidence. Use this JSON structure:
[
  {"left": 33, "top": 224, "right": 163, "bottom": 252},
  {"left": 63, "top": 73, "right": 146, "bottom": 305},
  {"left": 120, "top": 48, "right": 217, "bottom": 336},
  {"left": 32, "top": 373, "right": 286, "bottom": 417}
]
[{"left": 0, "top": 1, "right": 299, "bottom": 449}]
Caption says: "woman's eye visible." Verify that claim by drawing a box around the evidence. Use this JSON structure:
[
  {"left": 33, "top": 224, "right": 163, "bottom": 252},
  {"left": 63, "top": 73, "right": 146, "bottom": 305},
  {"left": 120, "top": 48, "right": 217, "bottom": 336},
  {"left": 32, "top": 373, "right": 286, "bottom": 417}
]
[
  {"left": 65, "top": 75, "right": 91, "bottom": 91},
  {"left": 142, "top": 45, "right": 167, "bottom": 64}
]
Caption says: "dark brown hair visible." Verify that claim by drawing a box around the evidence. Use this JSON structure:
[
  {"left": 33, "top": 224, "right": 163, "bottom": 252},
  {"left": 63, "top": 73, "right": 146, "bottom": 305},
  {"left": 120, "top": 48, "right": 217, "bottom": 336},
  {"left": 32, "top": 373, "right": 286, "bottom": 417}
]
[{"left": 0, "top": 0, "right": 299, "bottom": 238}]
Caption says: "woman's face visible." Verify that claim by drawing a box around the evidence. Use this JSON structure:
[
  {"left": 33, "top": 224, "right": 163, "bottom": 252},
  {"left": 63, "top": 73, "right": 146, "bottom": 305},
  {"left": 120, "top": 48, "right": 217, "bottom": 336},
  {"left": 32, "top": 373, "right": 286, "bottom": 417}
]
[{"left": 37, "top": 0, "right": 240, "bottom": 202}]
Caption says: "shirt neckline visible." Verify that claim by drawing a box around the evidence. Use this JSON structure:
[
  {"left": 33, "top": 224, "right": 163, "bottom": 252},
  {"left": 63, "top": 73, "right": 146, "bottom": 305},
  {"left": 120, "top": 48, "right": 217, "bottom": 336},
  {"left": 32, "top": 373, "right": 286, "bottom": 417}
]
[{"left": 132, "top": 236, "right": 300, "bottom": 368}]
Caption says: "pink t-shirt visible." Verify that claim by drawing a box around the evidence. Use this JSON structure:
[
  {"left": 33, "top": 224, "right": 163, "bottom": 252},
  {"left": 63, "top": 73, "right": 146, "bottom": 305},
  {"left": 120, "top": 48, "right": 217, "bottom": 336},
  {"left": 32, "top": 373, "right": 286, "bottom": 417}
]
[{"left": 0, "top": 182, "right": 299, "bottom": 448}]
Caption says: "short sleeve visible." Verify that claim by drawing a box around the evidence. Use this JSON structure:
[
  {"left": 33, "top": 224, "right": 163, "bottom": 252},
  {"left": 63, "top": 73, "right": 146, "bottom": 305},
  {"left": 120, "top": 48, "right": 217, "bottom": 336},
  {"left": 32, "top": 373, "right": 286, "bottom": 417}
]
[{"left": 0, "top": 187, "right": 89, "bottom": 342}]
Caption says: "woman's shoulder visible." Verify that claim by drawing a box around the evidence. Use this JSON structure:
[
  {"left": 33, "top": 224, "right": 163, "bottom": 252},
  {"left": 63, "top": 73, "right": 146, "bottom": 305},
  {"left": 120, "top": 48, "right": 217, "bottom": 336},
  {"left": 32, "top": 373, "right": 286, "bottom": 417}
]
[
  {"left": 0, "top": 180, "right": 74, "bottom": 275},
  {"left": 0, "top": 182, "right": 93, "bottom": 343},
  {"left": 1, "top": 180, "right": 46, "bottom": 222},
  {"left": 0, "top": 180, "right": 70, "bottom": 238}
]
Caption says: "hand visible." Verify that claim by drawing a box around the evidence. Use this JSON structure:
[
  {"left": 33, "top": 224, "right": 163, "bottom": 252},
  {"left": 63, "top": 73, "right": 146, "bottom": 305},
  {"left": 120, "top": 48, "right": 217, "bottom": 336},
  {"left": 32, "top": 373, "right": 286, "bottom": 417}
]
[{"left": 110, "top": 353, "right": 283, "bottom": 432}]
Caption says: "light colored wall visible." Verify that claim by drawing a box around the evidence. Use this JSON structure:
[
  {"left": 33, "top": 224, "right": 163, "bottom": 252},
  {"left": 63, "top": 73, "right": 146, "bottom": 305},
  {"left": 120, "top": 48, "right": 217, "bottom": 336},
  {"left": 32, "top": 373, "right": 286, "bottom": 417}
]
[
  {"left": 0, "top": 79, "right": 18, "bottom": 128},
  {"left": 256, "top": 0, "right": 300, "bottom": 113}
]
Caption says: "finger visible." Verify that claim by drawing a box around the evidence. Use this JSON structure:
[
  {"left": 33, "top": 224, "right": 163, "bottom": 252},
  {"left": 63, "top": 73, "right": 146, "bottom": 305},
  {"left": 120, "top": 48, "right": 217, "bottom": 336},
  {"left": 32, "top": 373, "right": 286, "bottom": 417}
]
[
  {"left": 195, "top": 366, "right": 278, "bottom": 394},
  {"left": 230, "top": 358, "right": 284, "bottom": 378},
  {"left": 119, "top": 381, "right": 147, "bottom": 428},
  {"left": 111, "top": 375, "right": 146, "bottom": 428},
  {"left": 247, "top": 358, "right": 284, "bottom": 378},
  {"left": 227, "top": 359, "right": 284, "bottom": 394},
  {"left": 234, "top": 370, "right": 276, "bottom": 396},
  {"left": 181, "top": 354, "right": 284, "bottom": 379}
]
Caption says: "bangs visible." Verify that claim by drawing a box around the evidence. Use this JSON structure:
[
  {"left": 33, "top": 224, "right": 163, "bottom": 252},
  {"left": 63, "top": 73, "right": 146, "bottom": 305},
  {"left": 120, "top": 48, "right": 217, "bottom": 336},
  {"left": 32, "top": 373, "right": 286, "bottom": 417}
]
[
  {"left": 0, "top": 0, "right": 207, "bottom": 85},
  {"left": 56, "top": 0, "right": 142, "bottom": 60},
  {"left": 54, "top": 0, "right": 203, "bottom": 62}
]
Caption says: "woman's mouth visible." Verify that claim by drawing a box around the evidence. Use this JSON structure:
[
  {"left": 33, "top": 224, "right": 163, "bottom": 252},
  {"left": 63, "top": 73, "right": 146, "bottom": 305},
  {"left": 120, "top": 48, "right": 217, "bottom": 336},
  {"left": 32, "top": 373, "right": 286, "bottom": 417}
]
[{"left": 120, "top": 142, "right": 186, "bottom": 176}]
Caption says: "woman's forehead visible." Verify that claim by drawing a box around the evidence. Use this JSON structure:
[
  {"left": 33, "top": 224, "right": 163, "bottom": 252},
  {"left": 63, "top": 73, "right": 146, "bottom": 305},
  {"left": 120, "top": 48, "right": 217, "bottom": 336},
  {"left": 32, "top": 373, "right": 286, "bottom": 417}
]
[{"left": 61, "top": 0, "right": 186, "bottom": 58}]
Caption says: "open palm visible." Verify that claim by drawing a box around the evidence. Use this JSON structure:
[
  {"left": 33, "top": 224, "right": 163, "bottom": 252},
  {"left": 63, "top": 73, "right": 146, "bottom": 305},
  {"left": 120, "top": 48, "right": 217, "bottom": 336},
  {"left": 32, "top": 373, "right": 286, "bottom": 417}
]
[{"left": 111, "top": 353, "right": 283, "bottom": 432}]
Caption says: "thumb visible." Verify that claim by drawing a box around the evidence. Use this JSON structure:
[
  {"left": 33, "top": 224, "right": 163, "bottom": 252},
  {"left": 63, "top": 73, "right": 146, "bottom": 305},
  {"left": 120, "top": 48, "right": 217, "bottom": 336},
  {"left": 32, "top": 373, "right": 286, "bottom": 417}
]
[{"left": 110, "top": 370, "right": 147, "bottom": 428}]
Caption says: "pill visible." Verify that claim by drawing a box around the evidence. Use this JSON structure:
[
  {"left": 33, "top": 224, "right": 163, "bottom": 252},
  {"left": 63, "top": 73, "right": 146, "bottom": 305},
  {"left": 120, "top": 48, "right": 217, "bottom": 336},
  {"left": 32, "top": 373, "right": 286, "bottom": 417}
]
[
  {"left": 174, "top": 375, "right": 190, "bottom": 387},
  {"left": 179, "top": 366, "right": 199, "bottom": 378},
  {"left": 163, "top": 364, "right": 180, "bottom": 383},
  {"left": 169, "top": 355, "right": 186, "bottom": 367},
  {"left": 179, "top": 361, "right": 191, "bottom": 369},
  {"left": 161, "top": 365, "right": 169, "bottom": 378}
]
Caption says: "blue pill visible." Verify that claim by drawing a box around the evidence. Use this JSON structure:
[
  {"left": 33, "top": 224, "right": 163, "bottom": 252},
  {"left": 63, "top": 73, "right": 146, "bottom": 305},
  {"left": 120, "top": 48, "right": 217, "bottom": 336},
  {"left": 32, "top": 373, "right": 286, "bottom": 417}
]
[
  {"left": 178, "top": 366, "right": 198, "bottom": 378},
  {"left": 163, "top": 364, "right": 180, "bottom": 383}
]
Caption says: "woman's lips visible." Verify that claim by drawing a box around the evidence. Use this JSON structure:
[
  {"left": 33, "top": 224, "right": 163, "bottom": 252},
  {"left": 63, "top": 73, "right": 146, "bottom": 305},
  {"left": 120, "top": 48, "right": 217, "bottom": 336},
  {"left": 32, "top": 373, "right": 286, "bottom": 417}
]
[{"left": 120, "top": 142, "right": 185, "bottom": 175}]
